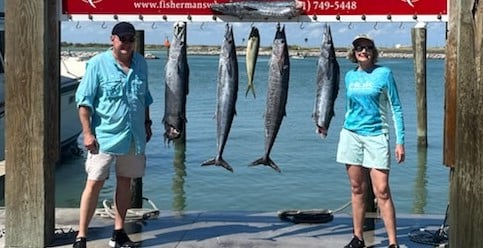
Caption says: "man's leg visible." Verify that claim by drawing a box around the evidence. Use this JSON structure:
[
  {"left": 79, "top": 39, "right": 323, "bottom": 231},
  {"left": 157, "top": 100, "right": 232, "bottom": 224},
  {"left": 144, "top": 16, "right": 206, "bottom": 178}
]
[
  {"left": 77, "top": 179, "right": 105, "bottom": 238},
  {"left": 114, "top": 176, "right": 132, "bottom": 230}
]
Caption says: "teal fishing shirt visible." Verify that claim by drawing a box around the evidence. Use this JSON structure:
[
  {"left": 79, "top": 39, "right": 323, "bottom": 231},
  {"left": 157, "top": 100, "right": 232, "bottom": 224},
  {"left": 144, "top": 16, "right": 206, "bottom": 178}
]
[
  {"left": 343, "top": 65, "right": 405, "bottom": 145},
  {"left": 75, "top": 49, "right": 153, "bottom": 155}
]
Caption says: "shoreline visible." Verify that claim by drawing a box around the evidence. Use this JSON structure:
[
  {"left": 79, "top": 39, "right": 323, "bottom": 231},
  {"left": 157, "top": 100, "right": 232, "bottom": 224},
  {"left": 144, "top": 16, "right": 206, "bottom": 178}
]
[{"left": 61, "top": 46, "right": 446, "bottom": 60}]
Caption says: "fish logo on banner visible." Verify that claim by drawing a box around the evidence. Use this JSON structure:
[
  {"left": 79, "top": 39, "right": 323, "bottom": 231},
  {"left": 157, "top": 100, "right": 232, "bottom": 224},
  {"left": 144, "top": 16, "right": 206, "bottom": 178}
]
[
  {"left": 82, "top": 0, "right": 103, "bottom": 8},
  {"left": 402, "top": 0, "right": 420, "bottom": 7}
]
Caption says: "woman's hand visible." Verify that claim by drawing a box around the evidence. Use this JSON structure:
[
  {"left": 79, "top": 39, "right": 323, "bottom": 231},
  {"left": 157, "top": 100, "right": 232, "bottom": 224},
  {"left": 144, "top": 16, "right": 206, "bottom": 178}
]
[{"left": 395, "top": 144, "right": 405, "bottom": 164}]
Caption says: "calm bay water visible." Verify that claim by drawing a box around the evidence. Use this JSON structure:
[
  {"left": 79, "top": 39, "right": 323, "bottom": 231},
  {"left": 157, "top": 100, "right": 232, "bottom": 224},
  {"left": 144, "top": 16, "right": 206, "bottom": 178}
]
[{"left": 55, "top": 53, "right": 449, "bottom": 215}]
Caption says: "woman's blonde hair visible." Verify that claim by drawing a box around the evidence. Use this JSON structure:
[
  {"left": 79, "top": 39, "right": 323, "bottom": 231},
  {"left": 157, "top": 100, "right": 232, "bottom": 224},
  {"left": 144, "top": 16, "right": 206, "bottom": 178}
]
[{"left": 347, "top": 46, "right": 379, "bottom": 63}]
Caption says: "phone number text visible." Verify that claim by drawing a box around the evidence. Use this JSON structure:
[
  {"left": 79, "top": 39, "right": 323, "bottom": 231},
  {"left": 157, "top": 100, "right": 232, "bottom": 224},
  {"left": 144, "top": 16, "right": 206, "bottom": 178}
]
[{"left": 304, "top": 1, "right": 358, "bottom": 11}]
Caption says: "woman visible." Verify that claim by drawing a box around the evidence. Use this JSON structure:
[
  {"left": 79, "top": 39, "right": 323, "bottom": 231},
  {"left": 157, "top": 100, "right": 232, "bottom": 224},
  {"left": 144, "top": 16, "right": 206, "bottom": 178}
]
[{"left": 337, "top": 34, "right": 405, "bottom": 248}]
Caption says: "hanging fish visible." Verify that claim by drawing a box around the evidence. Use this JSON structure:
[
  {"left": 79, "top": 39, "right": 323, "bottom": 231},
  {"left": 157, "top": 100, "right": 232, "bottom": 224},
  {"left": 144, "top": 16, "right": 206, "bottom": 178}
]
[
  {"left": 201, "top": 24, "right": 239, "bottom": 172},
  {"left": 251, "top": 24, "right": 290, "bottom": 173},
  {"left": 245, "top": 26, "right": 260, "bottom": 98},
  {"left": 163, "top": 22, "right": 189, "bottom": 144},
  {"left": 313, "top": 24, "right": 340, "bottom": 138}
]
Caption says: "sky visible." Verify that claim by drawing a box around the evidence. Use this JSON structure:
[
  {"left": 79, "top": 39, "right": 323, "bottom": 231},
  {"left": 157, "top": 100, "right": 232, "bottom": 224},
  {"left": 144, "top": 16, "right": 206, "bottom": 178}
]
[{"left": 61, "top": 21, "right": 448, "bottom": 48}]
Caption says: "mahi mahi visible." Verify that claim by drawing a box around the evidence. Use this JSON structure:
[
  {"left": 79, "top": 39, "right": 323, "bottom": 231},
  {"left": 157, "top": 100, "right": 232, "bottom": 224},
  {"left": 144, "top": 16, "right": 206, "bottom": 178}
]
[
  {"left": 163, "top": 21, "right": 189, "bottom": 144},
  {"left": 251, "top": 25, "right": 289, "bottom": 173},
  {"left": 201, "top": 24, "right": 239, "bottom": 172},
  {"left": 313, "top": 24, "right": 339, "bottom": 138},
  {"left": 245, "top": 26, "right": 260, "bottom": 98}
]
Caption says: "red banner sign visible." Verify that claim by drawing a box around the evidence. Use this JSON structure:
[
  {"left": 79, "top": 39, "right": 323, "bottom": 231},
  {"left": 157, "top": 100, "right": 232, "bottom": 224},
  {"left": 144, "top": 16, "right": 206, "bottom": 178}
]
[{"left": 62, "top": 0, "right": 447, "bottom": 16}]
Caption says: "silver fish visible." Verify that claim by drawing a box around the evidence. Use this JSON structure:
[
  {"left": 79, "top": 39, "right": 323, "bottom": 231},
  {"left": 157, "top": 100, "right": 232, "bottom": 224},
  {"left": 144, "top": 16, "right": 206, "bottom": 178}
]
[
  {"left": 211, "top": 0, "right": 303, "bottom": 19},
  {"left": 201, "top": 24, "right": 239, "bottom": 172},
  {"left": 313, "top": 24, "right": 339, "bottom": 138},
  {"left": 251, "top": 25, "right": 289, "bottom": 173},
  {"left": 163, "top": 22, "right": 189, "bottom": 144},
  {"left": 245, "top": 26, "right": 260, "bottom": 98}
]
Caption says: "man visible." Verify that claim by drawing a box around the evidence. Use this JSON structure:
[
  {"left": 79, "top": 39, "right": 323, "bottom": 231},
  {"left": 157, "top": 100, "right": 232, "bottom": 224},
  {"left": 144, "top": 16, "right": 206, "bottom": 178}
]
[{"left": 73, "top": 21, "right": 153, "bottom": 248}]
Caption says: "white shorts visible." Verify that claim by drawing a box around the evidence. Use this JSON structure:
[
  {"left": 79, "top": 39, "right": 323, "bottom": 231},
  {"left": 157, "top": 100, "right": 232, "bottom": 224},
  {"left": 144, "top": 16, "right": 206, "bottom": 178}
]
[
  {"left": 336, "top": 128, "right": 391, "bottom": 170},
  {"left": 85, "top": 151, "right": 146, "bottom": 180}
]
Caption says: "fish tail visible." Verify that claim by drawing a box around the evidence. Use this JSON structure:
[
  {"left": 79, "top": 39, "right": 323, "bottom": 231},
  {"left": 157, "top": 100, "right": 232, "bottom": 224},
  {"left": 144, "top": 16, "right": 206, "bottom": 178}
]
[
  {"left": 245, "top": 83, "right": 256, "bottom": 98},
  {"left": 201, "top": 157, "right": 234, "bottom": 172},
  {"left": 250, "top": 156, "right": 281, "bottom": 173}
]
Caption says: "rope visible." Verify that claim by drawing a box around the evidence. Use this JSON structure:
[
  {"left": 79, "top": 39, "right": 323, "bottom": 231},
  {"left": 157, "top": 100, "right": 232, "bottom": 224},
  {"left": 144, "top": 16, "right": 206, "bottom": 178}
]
[
  {"left": 408, "top": 203, "right": 449, "bottom": 247},
  {"left": 95, "top": 197, "right": 160, "bottom": 221},
  {"left": 277, "top": 200, "right": 352, "bottom": 224}
]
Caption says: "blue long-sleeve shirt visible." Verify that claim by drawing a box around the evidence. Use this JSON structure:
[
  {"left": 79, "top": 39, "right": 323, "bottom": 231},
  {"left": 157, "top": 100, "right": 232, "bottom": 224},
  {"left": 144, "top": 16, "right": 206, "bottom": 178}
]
[
  {"left": 75, "top": 49, "right": 153, "bottom": 155},
  {"left": 343, "top": 65, "right": 405, "bottom": 145}
]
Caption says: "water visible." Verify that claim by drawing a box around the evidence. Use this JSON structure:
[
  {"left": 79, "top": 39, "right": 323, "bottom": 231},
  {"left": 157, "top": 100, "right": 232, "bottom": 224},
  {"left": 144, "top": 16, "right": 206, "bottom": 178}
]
[{"left": 55, "top": 53, "right": 449, "bottom": 215}]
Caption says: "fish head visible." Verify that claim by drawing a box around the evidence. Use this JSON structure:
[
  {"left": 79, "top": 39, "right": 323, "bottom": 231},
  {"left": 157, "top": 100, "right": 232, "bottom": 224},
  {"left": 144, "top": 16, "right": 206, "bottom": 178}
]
[
  {"left": 316, "top": 121, "right": 334, "bottom": 139},
  {"left": 164, "top": 123, "right": 182, "bottom": 142},
  {"left": 316, "top": 125, "right": 328, "bottom": 139}
]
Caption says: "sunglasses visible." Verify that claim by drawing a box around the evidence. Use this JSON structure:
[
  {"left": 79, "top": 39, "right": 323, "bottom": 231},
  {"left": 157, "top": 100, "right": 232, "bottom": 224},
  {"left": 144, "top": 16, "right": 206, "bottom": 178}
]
[
  {"left": 118, "top": 36, "right": 135, "bottom": 43},
  {"left": 354, "top": 45, "right": 374, "bottom": 52}
]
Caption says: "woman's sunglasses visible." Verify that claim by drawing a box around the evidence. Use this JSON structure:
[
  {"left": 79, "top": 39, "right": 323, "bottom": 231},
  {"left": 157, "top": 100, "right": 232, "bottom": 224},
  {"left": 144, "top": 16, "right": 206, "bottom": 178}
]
[{"left": 354, "top": 45, "right": 374, "bottom": 52}]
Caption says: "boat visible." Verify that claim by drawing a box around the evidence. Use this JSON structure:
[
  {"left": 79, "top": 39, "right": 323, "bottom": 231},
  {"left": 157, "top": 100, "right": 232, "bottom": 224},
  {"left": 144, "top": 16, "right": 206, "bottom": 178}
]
[
  {"left": 144, "top": 53, "right": 160, "bottom": 59},
  {"left": 291, "top": 52, "right": 306, "bottom": 59},
  {"left": 0, "top": 57, "right": 85, "bottom": 161}
]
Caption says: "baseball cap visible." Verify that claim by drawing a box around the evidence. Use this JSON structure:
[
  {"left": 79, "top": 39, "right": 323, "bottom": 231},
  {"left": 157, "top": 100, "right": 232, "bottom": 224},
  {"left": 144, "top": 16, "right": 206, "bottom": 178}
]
[
  {"left": 352, "top": 34, "right": 374, "bottom": 47},
  {"left": 112, "top": 22, "right": 136, "bottom": 37}
]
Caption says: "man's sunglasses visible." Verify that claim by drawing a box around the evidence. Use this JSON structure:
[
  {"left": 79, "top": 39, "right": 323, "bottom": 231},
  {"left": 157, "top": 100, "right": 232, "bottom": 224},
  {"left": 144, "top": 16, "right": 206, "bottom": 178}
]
[
  {"left": 119, "top": 36, "right": 135, "bottom": 43},
  {"left": 354, "top": 45, "right": 374, "bottom": 52}
]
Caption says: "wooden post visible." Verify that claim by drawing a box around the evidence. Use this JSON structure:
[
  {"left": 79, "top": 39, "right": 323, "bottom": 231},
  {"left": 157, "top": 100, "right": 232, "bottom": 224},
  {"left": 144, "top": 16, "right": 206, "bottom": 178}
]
[
  {"left": 411, "top": 23, "right": 428, "bottom": 147},
  {"left": 4, "top": 0, "right": 59, "bottom": 246},
  {"left": 363, "top": 174, "right": 376, "bottom": 231},
  {"left": 131, "top": 29, "right": 145, "bottom": 208},
  {"left": 449, "top": 0, "right": 483, "bottom": 247},
  {"left": 413, "top": 146, "right": 428, "bottom": 214},
  {"left": 173, "top": 133, "right": 187, "bottom": 211},
  {"left": 443, "top": 0, "right": 458, "bottom": 167}
]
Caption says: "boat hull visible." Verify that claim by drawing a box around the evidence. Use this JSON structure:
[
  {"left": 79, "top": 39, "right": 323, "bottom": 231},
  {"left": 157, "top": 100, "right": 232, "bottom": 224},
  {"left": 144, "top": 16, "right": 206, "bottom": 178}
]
[{"left": 0, "top": 74, "right": 81, "bottom": 161}]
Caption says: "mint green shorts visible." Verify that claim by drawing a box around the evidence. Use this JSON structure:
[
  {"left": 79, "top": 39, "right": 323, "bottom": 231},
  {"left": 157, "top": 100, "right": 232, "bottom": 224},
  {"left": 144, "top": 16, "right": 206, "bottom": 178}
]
[{"left": 336, "top": 128, "right": 391, "bottom": 170}]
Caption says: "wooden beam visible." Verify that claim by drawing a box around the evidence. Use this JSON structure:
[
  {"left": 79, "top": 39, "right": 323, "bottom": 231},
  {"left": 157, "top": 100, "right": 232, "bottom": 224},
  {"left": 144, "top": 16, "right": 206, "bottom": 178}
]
[
  {"left": 411, "top": 25, "right": 428, "bottom": 147},
  {"left": 4, "top": 0, "right": 59, "bottom": 246},
  {"left": 131, "top": 30, "right": 145, "bottom": 208},
  {"left": 449, "top": 0, "right": 483, "bottom": 247},
  {"left": 443, "top": 0, "right": 458, "bottom": 167}
]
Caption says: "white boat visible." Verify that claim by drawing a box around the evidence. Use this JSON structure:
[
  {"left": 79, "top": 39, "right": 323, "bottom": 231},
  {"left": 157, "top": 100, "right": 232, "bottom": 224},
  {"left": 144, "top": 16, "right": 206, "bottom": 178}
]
[
  {"left": 291, "top": 53, "right": 306, "bottom": 59},
  {"left": 0, "top": 57, "right": 85, "bottom": 161}
]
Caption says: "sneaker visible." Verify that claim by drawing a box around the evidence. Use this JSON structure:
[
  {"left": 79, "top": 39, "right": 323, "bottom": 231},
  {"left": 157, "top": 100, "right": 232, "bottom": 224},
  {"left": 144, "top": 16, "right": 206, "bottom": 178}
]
[
  {"left": 388, "top": 244, "right": 400, "bottom": 248},
  {"left": 109, "top": 229, "right": 137, "bottom": 248},
  {"left": 72, "top": 237, "right": 86, "bottom": 248},
  {"left": 344, "top": 235, "right": 365, "bottom": 248}
]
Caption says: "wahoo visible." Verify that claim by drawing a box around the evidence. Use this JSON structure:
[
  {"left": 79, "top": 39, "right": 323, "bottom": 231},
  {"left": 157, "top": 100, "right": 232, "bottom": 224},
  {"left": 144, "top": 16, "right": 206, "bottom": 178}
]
[
  {"left": 211, "top": 0, "right": 303, "bottom": 19},
  {"left": 202, "top": 24, "right": 239, "bottom": 172},
  {"left": 313, "top": 24, "right": 339, "bottom": 138},
  {"left": 251, "top": 25, "right": 290, "bottom": 173},
  {"left": 245, "top": 26, "right": 260, "bottom": 98},
  {"left": 163, "top": 22, "right": 189, "bottom": 144}
]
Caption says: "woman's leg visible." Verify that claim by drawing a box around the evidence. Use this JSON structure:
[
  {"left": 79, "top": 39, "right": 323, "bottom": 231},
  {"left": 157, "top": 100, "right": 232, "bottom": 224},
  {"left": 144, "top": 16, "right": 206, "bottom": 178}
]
[
  {"left": 346, "top": 164, "right": 369, "bottom": 240},
  {"left": 370, "top": 168, "right": 397, "bottom": 245}
]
